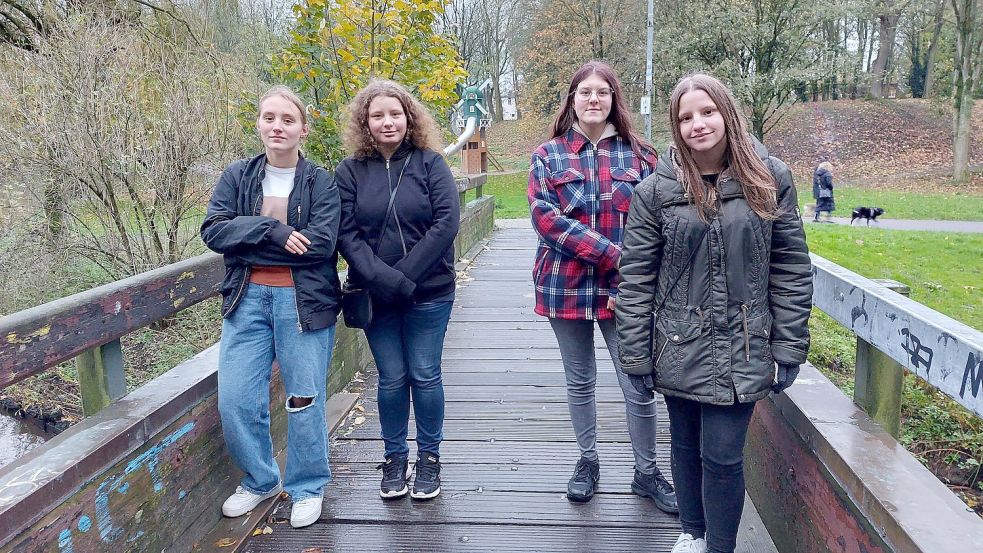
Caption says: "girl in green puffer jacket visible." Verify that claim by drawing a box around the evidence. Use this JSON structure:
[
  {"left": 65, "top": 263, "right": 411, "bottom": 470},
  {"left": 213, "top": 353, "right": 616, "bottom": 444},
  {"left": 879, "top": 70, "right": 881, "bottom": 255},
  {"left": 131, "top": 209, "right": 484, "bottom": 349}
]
[{"left": 616, "top": 73, "right": 812, "bottom": 553}]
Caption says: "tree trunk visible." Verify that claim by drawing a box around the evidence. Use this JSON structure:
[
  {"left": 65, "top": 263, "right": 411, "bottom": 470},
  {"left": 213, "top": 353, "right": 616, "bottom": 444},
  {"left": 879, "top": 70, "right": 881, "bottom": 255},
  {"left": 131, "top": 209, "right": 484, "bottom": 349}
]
[
  {"left": 493, "top": 79, "right": 504, "bottom": 122},
  {"left": 870, "top": 9, "right": 900, "bottom": 98},
  {"left": 923, "top": 3, "right": 945, "bottom": 97},
  {"left": 512, "top": 70, "right": 521, "bottom": 119},
  {"left": 950, "top": 0, "right": 981, "bottom": 183}
]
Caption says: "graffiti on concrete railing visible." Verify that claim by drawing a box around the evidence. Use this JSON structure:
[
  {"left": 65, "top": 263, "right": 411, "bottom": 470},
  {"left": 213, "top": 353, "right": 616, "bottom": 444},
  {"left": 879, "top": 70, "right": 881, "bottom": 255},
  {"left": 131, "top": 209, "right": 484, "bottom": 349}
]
[
  {"left": 900, "top": 328, "right": 934, "bottom": 376},
  {"left": 811, "top": 254, "right": 983, "bottom": 417},
  {"left": 56, "top": 421, "right": 195, "bottom": 552},
  {"left": 849, "top": 289, "right": 868, "bottom": 329},
  {"left": 962, "top": 352, "right": 983, "bottom": 400}
]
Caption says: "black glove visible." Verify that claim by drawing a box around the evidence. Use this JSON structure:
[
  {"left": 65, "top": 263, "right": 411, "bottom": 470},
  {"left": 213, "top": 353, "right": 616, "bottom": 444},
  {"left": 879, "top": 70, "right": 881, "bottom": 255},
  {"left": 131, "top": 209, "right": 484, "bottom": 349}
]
[
  {"left": 772, "top": 363, "right": 800, "bottom": 394},
  {"left": 628, "top": 374, "right": 656, "bottom": 397}
]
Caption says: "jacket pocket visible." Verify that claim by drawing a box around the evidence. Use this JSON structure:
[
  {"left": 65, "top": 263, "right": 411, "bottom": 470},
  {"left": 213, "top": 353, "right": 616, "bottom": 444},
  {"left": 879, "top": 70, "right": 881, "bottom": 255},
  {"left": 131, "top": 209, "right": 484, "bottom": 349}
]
[
  {"left": 610, "top": 167, "right": 639, "bottom": 214},
  {"left": 745, "top": 312, "right": 774, "bottom": 364},
  {"left": 550, "top": 168, "right": 589, "bottom": 215},
  {"left": 654, "top": 316, "right": 706, "bottom": 389}
]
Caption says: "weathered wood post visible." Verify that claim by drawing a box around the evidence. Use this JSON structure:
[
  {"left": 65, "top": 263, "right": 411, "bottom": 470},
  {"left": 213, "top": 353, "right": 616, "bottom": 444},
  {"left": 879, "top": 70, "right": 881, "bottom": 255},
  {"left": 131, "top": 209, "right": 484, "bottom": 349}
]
[
  {"left": 76, "top": 338, "right": 126, "bottom": 416},
  {"left": 853, "top": 279, "right": 910, "bottom": 437}
]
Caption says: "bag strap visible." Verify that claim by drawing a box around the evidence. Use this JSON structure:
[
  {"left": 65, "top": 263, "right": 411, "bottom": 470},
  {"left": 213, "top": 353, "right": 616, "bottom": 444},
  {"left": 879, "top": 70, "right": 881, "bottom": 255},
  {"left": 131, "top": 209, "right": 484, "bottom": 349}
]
[
  {"left": 370, "top": 151, "right": 412, "bottom": 255},
  {"left": 653, "top": 222, "right": 711, "bottom": 318}
]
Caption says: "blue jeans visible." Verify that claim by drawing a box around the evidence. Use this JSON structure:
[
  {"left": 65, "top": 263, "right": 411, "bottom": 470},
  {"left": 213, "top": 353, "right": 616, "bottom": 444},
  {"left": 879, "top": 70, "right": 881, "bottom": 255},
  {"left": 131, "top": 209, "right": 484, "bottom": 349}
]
[
  {"left": 364, "top": 300, "right": 453, "bottom": 458},
  {"left": 218, "top": 284, "right": 335, "bottom": 501},
  {"left": 665, "top": 395, "right": 756, "bottom": 553}
]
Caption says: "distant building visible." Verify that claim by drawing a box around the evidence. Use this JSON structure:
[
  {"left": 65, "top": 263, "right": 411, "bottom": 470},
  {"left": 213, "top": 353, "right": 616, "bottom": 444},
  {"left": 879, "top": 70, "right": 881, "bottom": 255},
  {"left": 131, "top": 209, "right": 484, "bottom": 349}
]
[{"left": 502, "top": 95, "right": 517, "bottom": 120}]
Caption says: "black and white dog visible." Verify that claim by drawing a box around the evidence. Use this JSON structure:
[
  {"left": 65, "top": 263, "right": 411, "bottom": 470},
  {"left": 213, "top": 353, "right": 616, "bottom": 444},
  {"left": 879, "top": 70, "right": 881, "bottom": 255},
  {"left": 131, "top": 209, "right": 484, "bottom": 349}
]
[{"left": 850, "top": 206, "right": 885, "bottom": 225}]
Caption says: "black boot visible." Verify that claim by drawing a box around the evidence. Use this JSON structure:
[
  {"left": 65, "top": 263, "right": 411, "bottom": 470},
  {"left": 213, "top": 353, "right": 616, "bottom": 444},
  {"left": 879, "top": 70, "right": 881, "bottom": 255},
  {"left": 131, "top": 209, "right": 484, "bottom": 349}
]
[
  {"left": 631, "top": 467, "right": 679, "bottom": 514},
  {"left": 567, "top": 456, "right": 600, "bottom": 502}
]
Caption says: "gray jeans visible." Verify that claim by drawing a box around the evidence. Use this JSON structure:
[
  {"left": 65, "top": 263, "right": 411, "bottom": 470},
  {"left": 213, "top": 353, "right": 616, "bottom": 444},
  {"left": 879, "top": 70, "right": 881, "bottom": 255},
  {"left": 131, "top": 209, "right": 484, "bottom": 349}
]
[{"left": 549, "top": 317, "right": 659, "bottom": 474}]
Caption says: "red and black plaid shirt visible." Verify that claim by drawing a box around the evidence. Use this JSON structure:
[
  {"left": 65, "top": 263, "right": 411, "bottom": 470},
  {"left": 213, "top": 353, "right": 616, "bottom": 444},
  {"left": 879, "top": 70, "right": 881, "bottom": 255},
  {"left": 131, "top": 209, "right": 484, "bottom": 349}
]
[{"left": 529, "top": 127, "right": 657, "bottom": 320}]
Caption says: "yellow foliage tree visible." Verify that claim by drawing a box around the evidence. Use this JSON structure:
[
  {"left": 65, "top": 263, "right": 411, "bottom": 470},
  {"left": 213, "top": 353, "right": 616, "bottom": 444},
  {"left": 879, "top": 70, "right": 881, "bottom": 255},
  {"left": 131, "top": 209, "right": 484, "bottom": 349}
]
[{"left": 276, "top": 0, "right": 466, "bottom": 165}]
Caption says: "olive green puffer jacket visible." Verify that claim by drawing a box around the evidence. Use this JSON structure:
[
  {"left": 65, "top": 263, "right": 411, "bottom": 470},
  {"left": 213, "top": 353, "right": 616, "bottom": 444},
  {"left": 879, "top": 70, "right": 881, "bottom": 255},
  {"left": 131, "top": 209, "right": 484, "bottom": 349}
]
[{"left": 616, "top": 141, "right": 812, "bottom": 405}]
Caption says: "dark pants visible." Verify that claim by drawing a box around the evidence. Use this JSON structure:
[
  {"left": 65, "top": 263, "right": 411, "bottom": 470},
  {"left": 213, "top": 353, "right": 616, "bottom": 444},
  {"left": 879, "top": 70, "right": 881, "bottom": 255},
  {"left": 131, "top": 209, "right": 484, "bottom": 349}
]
[
  {"left": 665, "top": 396, "right": 756, "bottom": 553},
  {"left": 365, "top": 300, "right": 453, "bottom": 458}
]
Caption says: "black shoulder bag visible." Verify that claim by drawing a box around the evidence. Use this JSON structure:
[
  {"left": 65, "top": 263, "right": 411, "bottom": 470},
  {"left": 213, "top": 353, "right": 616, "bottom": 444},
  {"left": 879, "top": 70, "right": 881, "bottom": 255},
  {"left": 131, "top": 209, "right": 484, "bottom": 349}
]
[{"left": 341, "top": 153, "right": 412, "bottom": 329}]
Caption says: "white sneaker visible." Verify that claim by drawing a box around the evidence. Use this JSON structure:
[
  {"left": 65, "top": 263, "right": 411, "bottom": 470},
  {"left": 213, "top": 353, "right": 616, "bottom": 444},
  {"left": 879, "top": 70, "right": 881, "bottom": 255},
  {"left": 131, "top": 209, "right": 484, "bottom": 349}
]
[
  {"left": 290, "top": 496, "right": 323, "bottom": 528},
  {"left": 221, "top": 483, "right": 282, "bottom": 518},
  {"left": 671, "top": 533, "right": 708, "bottom": 553}
]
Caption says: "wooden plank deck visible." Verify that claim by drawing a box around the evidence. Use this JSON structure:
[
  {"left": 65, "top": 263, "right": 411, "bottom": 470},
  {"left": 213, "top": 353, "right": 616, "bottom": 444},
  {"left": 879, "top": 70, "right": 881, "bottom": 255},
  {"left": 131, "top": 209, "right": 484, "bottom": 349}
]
[{"left": 241, "top": 223, "right": 777, "bottom": 553}]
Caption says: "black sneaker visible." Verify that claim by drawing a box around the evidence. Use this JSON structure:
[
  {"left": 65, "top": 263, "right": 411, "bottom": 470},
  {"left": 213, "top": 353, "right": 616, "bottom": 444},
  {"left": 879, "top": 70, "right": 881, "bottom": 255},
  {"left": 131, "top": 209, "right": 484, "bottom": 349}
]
[
  {"left": 376, "top": 454, "right": 409, "bottom": 499},
  {"left": 566, "top": 456, "right": 600, "bottom": 502},
  {"left": 411, "top": 453, "right": 441, "bottom": 500},
  {"left": 631, "top": 468, "right": 679, "bottom": 514}
]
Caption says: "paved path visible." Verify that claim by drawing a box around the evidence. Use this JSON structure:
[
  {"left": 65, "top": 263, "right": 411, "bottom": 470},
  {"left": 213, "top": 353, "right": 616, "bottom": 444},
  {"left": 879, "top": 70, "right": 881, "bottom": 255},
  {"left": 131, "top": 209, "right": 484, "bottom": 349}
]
[
  {"left": 811, "top": 217, "right": 983, "bottom": 233},
  {"left": 240, "top": 222, "right": 777, "bottom": 552}
]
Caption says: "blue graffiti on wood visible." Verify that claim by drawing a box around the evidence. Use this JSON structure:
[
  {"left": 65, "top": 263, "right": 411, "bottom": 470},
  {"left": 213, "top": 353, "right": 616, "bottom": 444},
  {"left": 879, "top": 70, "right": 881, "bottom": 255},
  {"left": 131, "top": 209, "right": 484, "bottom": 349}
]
[{"left": 57, "top": 421, "right": 195, "bottom": 551}]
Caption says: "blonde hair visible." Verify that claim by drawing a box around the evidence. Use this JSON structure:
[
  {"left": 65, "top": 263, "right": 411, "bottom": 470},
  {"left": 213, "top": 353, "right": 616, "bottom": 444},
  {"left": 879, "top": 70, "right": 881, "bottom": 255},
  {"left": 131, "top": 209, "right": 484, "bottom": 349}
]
[
  {"left": 342, "top": 79, "right": 443, "bottom": 159},
  {"left": 669, "top": 73, "right": 778, "bottom": 222},
  {"left": 257, "top": 85, "right": 308, "bottom": 126},
  {"left": 817, "top": 161, "right": 832, "bottom": 172}
]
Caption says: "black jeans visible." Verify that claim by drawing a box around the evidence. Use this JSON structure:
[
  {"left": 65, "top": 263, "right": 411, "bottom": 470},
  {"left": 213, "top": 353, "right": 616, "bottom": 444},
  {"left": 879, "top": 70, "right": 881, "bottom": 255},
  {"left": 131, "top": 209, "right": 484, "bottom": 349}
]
[{"left": 664, "top": 396, "right": 756, "bottom": 553}]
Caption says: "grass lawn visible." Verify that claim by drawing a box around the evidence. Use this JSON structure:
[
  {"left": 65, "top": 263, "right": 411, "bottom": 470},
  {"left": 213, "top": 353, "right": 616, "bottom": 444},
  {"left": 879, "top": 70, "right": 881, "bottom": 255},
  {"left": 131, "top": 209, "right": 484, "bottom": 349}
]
[
  {"left": 485, "top": 172, "right": 531, "bottom": 219},
  {"left": 796, "top": 185, "right": 983, "bottom": 221},
  {"left": 487, "top": 169, "right": 983, "bottom": 223},
  {"left": 806, "top": 225, "right": 982, "bottom": 330}
]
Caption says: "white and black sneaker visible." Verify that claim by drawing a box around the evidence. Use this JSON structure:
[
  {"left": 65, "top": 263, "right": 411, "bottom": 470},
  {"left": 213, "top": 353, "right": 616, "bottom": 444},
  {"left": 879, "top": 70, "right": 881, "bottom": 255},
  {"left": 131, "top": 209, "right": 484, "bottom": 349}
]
[
  {"left": 377, "top": 454, "right": 409, "bottom": 499},
  {"left": 410, "top": 453, "right": 441, "bottom": 500}
]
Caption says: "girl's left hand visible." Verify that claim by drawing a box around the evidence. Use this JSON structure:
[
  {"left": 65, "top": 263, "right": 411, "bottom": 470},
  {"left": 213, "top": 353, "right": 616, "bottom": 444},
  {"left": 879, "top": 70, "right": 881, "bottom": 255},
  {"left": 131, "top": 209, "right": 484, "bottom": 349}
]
[
  {"left": 284, "top": 230, "right": 311, "bottom": 255},
  {"left": 607, "top": 297, "right": 615, "bottom": 311}
]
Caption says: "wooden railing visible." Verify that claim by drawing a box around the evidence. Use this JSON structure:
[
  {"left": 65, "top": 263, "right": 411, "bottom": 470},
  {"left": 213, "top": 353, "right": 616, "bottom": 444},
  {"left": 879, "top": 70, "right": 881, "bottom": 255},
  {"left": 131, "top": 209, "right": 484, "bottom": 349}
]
[
  {"left": 744, "top": 253, "right": 983, "bottom": 553},
  {"left": 0, "top": 254, "right": 225, "bottom": 415},
  {"left": 810, "top": 254, "right": 983, "bottom": 425}
]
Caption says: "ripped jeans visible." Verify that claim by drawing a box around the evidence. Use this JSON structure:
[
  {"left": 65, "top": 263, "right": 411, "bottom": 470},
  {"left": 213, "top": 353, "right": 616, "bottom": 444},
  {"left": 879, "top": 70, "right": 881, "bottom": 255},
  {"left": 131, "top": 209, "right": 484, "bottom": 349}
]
[{"left": 218, "top": 283, "right": 335, "bottom": 501}]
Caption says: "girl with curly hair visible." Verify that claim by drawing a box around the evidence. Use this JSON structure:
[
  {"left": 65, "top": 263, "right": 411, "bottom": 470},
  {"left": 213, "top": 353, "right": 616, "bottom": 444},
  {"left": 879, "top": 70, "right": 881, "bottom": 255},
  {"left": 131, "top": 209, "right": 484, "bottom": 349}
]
[{"left": 336, "top": 79, "right": 460, "bottom": 501}]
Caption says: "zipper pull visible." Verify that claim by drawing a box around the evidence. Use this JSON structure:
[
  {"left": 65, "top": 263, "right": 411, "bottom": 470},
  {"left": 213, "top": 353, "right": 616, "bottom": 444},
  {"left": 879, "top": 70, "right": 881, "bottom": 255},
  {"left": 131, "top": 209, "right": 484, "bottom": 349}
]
[{"left": 741, "top": 304, "right": 750, "bottom": 361}]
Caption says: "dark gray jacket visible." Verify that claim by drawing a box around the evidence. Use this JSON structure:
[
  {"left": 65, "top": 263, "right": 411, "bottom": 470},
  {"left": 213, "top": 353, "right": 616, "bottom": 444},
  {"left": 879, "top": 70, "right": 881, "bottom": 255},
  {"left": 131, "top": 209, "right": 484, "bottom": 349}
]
[{"left": 616, "top": 141, "right": 812, "bottom": 405}]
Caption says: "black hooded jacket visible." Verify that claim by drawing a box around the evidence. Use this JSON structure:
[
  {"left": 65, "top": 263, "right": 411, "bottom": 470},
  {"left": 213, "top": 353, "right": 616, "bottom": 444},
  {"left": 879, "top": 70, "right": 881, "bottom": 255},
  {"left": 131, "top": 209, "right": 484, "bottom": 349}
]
[
  {"left": 336, "top": 142, "right": 460, "bottom": 305},
  {"left": 200, "top": 153, "right": 342, "bottom": 331}
]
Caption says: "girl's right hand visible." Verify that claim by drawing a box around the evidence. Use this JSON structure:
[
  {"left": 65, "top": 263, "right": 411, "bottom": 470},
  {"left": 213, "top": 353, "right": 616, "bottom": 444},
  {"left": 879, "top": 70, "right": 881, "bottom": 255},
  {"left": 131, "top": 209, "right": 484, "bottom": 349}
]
[{"left": 284, "top": 230, "right": 311, "bottom": 254}]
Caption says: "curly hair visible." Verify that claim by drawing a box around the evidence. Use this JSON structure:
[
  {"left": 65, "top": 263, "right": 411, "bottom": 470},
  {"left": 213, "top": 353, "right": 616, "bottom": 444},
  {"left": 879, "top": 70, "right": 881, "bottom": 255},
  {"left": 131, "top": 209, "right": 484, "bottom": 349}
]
[{"left": 342, "top": 80, "right": 444, "bottom": 159}]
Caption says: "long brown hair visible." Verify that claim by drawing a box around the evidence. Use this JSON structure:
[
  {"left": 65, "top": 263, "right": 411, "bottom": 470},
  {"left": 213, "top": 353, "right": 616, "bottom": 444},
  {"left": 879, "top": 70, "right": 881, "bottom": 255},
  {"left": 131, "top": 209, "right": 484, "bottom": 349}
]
[
  {"left": 669, "top": 73, "right": 778, "bottom": 222},
  {"left": 343, "top": 79, "right": 443, "bottom": 159},
  {"left": 550, "top": 61, "right": 654, "bottom": 162}
]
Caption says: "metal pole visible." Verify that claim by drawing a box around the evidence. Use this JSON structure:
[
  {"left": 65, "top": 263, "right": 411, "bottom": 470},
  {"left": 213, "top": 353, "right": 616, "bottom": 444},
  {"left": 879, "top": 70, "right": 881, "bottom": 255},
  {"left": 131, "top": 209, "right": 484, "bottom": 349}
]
[{"left": 645, "top": 0, "right": 654, "bottom": 141}]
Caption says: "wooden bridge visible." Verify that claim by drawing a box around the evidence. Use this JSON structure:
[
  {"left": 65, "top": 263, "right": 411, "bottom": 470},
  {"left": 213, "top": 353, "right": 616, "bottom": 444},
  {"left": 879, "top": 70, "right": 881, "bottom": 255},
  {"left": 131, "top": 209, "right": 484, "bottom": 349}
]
[
  {"left": 2, "top": 198, "right": 983, "bottom": 552},
  {"left": 232, "top": 220, "right": 775, "bottom": 552}
]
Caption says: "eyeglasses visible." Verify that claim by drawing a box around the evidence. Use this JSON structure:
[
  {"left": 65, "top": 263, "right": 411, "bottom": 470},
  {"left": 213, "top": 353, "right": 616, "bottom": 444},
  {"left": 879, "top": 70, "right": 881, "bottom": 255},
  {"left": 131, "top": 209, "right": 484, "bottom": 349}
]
[{"left": 575, "top": 88, "right": 611, "bottom": 100}]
